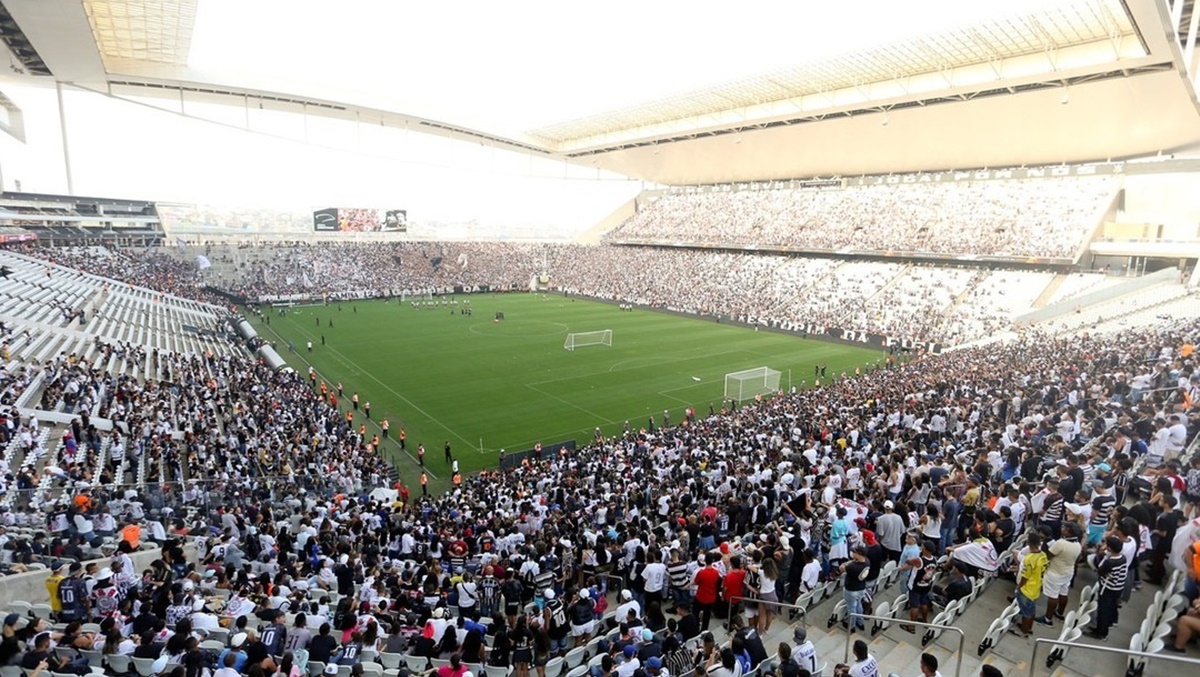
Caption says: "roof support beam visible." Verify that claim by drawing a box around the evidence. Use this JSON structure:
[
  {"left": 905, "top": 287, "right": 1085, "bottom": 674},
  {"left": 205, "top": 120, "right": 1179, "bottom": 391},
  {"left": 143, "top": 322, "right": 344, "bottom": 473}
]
[{"left": 1187, "top": 3, "right": 1200, "bottom": 77}]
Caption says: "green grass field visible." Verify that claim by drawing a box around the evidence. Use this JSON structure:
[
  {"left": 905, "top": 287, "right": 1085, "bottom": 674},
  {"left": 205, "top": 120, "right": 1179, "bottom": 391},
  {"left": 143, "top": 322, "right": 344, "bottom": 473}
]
[{"left": 248, "top": 294, "right": 882, "bottom": 489}]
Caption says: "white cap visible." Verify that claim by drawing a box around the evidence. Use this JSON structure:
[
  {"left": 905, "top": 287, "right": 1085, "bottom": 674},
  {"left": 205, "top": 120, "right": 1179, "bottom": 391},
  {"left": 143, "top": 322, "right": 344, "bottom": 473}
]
[
  {"left": 231, "top": 633, "right": 247, "bottom": 648},
  {"left": 884, "top": 500, "right": 894, "bottom": 510},
  {"left": 96, "top": 568, "right": 113, "bottom": 581},
  {"left": 621, "top": 590, "right": 632, "bottom": 601},
  {"left": 544, "top": 589, "right": 555, "bottom": 600},
  {"left": 580, "top": 590, "right": 591, "bottom": 600}
]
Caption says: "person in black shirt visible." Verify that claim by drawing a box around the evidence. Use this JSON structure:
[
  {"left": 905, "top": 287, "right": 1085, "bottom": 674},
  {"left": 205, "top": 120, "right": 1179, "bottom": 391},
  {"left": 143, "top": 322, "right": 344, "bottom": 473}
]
[
  {"left": 132, "top": 630, "right": 163, "bottom": 659},
  {"left": 260, "top": 610, "right": 288, "bottom": 659},
  {"left": 1149, "top": 495, "right": 1183, "bottom": 585},
  {"left": 932, "top": 562, "right": 973, "bottom": 608},
  {"left": 1066, "top": 456, "right": 1086, "bottom": 501},
  {"left": 307, "top": 623, "right": 338, "bottom": 665},
  {"left": 861, "top": 532, "right": 884, "bottom": 615},
  {"left": 1021, "top": 450, "right": 1045, "bottom": 484},
  {"left": 991, "top": 506, "right": 1016, "bottom": 553},
  {"left": 334, "top": 558, "right": 355, "bottom": 596},
  {"left": 23, "top": 632, "right": 81, "bottom": 674},
  {"left": 840, "top": 547, "right": 871, "bottom": 633},
  {"left": 675, "top": 602, "right": 700, "bottom": 643}
]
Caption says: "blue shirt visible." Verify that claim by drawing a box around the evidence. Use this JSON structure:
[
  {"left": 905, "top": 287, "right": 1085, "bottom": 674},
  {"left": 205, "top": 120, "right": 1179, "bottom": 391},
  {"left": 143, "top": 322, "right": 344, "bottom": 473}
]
[{"left": 216, "top": 649, "right": 248, "bottom": 673}]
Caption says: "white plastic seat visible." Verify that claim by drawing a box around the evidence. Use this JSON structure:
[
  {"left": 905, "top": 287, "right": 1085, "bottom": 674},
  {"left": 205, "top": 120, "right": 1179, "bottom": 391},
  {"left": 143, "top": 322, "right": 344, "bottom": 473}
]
[{"left": 483, "top": 666, "right": 512, "bottom": 677}]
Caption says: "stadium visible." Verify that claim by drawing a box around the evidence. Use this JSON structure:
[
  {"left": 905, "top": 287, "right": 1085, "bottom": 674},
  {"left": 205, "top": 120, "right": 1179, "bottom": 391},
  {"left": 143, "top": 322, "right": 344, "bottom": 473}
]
[{"left": 0, "top": 1, "right": 1199, "bottom": 676}]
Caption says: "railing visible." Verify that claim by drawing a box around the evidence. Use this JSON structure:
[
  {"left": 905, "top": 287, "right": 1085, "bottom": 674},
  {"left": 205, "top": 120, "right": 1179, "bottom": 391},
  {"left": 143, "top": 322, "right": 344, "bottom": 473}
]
[
  {"left": 738, "top": 593, "right": 809, "bottom": 623},
  {"left": 846, "top": 613, "right": 965, "bottom": 677},
  {"left": 1028, "top": 637, "right": 1200, "bottom": 677}
]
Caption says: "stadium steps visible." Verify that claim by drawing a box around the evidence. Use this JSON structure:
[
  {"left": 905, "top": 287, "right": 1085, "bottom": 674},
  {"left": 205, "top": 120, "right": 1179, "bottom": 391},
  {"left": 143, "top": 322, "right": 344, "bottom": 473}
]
[
  {"left": 861, "top": 264, "right": 912, "bottom": 305},
  {"left": 1033, "top": 273, "right": 1069, "bottom": 308},
  {"left": 763, "top": 548, "right": 1171, "bottom": 677},
  {"left": 791, "top": 259, "right": 851, "bottom": 307}
]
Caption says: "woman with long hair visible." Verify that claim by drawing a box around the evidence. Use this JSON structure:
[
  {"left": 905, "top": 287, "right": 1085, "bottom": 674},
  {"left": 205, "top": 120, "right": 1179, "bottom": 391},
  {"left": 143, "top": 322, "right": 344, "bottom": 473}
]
[
  {"left": 360, "top": 620, "right": 380, "bottom": 654},
  {"left": 276, "top": 652, "right": 301, "bottom": 677},
  {"left": 436, "top": 626, "right": 459, "bottom": 659},
  {"left": 757, "top": 558, "right": 779, "bottom": 632},
  {"left": 530, "top": 619, "right": 550, "bottom": 677},
  {"left": 920, "top": 504, "right": 943, "bottom": 555},
  {"left": 488, "top": 626, "right": 511, "bottom": 668},
  {"left": 510, "top": 616, "right": 532, "bottom": 677}
]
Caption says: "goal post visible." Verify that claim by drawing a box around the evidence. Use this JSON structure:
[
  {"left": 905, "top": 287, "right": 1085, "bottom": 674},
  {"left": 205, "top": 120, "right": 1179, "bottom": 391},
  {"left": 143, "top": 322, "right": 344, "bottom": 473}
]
[
  {"left": 724, "top": 366, "right": 781, "bottom": 401},
  {"left": 564, "top": 329, "right": 612, "bottom": 351}
]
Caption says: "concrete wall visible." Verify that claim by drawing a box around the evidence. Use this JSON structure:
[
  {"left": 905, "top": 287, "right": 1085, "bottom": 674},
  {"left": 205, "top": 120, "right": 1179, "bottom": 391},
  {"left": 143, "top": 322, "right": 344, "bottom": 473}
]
[
  {"left": 1120, "top": 173, "right": 1200, "bottom": 236},
  {"left": 1014, "top": 267, "right": 1179, "bottom": 324}
]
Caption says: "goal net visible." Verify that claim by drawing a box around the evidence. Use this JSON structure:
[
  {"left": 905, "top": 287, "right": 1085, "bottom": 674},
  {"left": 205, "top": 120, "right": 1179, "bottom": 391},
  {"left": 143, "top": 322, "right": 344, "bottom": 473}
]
[
  {"left": 724, "top": 366, "right": 781, "bottom": 401},
  {"left": 401, "top": 291, "right": 433, "bottom": 302},
  {"left": 564, "top": 330, "right": 612, "bottom": 351}
]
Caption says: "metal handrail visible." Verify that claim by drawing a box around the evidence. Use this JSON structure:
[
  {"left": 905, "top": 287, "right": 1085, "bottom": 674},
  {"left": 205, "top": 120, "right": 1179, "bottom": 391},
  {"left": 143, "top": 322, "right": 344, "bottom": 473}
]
[
  {"left": 1028, "top": 637, "right": 1200, "bottom": 677},
  {"left": 737, "top": 593, "right": 808, "bottom": 622},
  {"left": 845, "top": 613, "right": 965, "bottom": 677}
]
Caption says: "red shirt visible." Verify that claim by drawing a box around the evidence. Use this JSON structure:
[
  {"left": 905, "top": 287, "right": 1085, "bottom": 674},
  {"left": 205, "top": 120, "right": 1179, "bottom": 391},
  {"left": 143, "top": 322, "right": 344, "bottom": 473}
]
[
  {"left": 694, "top": 566, "right": 721, "bottom": 605},
  {"left": 723, "top": 568, "right": 747, "bottom": 603}
]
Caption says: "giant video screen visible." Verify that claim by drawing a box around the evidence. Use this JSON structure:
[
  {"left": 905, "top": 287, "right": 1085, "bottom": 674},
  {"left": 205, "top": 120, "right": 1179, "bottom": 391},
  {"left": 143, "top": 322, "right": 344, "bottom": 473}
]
[{"left": 313, "top": 208, "right": 407, "bottom": 232}]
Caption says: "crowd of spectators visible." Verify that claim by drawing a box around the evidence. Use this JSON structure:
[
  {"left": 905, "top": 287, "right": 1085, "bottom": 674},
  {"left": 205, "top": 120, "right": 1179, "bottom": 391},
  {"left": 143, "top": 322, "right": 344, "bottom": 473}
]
[
  {"left": 608, "top": 177, "right": 1117, "bottom": 259},
  {"left": 2, "top": 295, "right": 1197, "bottom": 676},
  {"left": 199, "top": 241, "right": 1074, "bottom": 345},
  {"left": 22, "top": 246, "right": 220, "bottom": 306}
]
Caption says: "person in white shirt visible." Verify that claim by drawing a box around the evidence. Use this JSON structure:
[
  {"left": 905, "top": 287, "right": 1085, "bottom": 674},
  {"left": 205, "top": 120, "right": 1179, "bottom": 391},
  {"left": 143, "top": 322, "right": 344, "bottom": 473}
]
[
  {"left": 641, "top": 551, "right": 668, "bottom": 603},
  {"left": 847, "top": 639, "right": 879, "bottom": 677},
  {"left": 1165, "top": 415, "right": 1187, "bottom": 461},
  {"left": 190, "top": 598, "right": 222, "bottom": 633},
  {"left": 791, "top": 626, "right": 817, "bottom": 673},
  {"left": 615, "top": 589, "right": 641, "bottom": 622}
]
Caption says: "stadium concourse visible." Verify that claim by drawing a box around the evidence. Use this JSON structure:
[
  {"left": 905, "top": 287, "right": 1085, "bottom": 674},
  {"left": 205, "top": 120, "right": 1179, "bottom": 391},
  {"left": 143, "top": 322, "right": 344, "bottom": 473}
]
[{"left": 0, "top": 240, "right": 1194, "bottom": 677}]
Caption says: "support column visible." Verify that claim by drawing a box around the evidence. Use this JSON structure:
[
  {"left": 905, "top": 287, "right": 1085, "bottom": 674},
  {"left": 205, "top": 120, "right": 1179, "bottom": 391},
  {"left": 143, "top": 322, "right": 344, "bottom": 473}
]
[
  {"left": 56, "top": 82, "right": 74, "bottom": 194},
  {"left": 1186, "top": 3, "right": 1200, "bottom": 82}
]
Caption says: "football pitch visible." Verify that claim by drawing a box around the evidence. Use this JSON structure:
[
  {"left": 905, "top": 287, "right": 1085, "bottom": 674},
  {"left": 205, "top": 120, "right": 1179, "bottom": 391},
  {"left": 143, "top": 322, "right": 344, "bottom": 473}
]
[{"left": 248, "top": 294, "right": 882, "bottom": 487}]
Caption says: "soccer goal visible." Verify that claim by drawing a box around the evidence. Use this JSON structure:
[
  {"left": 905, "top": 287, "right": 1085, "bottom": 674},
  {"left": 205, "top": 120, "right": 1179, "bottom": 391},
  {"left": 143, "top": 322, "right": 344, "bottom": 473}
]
[
  {"left": 564, "top": 330, "right": 612, "bottom": 351},
  {"left": 724, "top": 366, "right": 781, "bottom": 401}
]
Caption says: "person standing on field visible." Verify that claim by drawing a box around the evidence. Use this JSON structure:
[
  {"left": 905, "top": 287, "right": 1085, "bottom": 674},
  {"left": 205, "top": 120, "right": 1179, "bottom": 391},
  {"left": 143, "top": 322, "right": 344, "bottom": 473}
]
[{"left": 445, "top": 441, "right": 452, "bottom": 464}]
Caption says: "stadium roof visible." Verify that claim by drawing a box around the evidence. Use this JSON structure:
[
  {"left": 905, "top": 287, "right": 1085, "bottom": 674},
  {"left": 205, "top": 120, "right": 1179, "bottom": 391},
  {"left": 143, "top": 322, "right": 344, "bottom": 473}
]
[{"left": 1, "top": 0, "right": 1200, "bottom": 184}]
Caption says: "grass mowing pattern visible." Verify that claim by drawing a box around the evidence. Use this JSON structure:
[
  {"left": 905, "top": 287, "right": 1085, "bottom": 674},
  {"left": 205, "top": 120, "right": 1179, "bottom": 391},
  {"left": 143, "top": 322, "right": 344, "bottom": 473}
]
[{"left": 248, "top": 294, "right": 882, "bottom": 489}]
